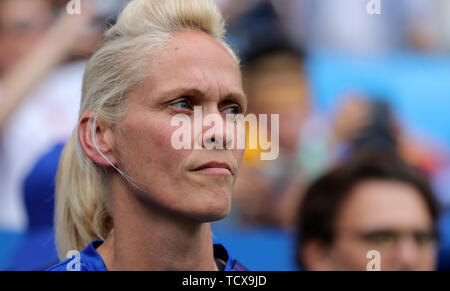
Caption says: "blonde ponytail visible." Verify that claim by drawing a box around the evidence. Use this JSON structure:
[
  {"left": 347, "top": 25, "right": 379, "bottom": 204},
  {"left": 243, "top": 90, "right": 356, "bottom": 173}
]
[{"left": 55, "top": 132, "right": 113, "bottom": 259}]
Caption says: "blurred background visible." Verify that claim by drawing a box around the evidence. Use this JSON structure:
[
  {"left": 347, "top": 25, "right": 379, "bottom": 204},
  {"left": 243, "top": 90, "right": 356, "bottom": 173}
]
[{"left": 1, "top": 0, "right": 450, "bottom": 270}]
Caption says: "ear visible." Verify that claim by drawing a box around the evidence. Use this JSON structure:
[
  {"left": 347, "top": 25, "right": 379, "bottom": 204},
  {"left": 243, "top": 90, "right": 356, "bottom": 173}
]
[
  {"left": 301, "top": 239, "right": 334, "bottom": 271},
  {"left": 78, "top": 111, "right": 117, "bottom": 167}
]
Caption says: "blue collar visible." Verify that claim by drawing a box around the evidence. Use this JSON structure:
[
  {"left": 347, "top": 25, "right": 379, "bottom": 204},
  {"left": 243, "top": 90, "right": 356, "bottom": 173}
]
[{"left": 48, "top": 240, "right": 246, "bottom": 271}]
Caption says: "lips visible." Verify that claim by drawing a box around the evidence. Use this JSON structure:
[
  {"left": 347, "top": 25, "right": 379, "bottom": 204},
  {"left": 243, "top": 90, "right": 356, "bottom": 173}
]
[{"left": 191, "top": 161, "right": 233, "bottom": 176}]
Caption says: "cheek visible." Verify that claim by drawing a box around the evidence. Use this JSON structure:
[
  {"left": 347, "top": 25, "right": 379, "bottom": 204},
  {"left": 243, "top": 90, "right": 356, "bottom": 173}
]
[
  {"left": 333, "top": 239, "right": 370, "bottom": 269},
  {"left": 424, "top": 251, "right": 438, "bottom": 270},
  {"left": 234, "top": 148, "right": 246, "bottom": 165},
  {"left": 117, "top": 115, "right": 187, "bottom": 178},
  {"left": 149, "top": 122, "right": 179, "bottom": 154},
  {"left": 152, "top": 125, "right": 191, "bottom": 177}
]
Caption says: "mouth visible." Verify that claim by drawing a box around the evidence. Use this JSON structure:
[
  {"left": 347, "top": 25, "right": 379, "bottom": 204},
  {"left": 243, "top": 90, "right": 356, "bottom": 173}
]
[{"left": 191, "top": 161, "right": 233, "bottom": 176}]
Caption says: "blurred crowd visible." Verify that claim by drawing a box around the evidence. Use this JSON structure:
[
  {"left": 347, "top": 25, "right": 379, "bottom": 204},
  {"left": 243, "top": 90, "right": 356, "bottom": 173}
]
[
  {"left": 0, "top": 0, "right": 125, "bottom": 270},
  {"left": 218, "top": 0, "right": 450, "bottom": 271},
  {"left": 1, "top": 0, "right": 450, "bottom": 271}
]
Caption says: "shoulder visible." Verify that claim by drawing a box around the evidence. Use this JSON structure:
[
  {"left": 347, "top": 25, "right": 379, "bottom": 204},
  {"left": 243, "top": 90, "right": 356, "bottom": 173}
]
[
  {"left": 48, "top": 241, "right": 248, "bottom": 271},
  {"left": 47, "top": 241, "right": 107, "bottom": 271},
  {"left": 229, "top": 260, "right": 248, "bottom": 271},
  {"left": 46, "top": 257, "right": 78, "bottom": 271}
]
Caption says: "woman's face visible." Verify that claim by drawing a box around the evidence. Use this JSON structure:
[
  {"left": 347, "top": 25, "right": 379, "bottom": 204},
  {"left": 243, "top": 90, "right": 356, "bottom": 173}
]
[{"left": 112, "top": 30, "right": 247, "bottom": 222}]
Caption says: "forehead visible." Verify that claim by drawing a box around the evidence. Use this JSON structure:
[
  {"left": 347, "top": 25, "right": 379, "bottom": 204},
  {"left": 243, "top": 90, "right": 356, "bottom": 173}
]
[
  {"left": 141, "top": 30, "right": 244, "bottom": 100},
  {"left": 336, "top": 180, "right": 433, "bottom": 230}
]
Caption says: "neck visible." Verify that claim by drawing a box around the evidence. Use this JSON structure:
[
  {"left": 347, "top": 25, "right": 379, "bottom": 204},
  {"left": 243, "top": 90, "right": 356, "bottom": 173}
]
[{"left": 97, "top": 175, "right": 218, "bottom": 271}]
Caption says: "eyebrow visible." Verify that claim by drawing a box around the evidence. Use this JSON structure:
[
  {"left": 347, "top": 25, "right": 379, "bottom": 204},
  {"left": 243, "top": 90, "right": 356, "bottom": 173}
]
[{"left": 159, "top": 87, "right": 248, "bottom": 110}]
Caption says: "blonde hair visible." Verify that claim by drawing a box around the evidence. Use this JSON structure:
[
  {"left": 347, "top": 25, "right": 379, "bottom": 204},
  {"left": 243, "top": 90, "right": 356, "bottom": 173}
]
[{"left": 55, "top": 0, "right": 238, "bottom": 260}]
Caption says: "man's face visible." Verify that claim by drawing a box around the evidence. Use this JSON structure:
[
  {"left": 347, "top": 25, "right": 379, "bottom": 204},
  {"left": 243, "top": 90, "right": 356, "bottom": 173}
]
[{"left": 327, "top": 180, "right": 437, "bottom": 271}]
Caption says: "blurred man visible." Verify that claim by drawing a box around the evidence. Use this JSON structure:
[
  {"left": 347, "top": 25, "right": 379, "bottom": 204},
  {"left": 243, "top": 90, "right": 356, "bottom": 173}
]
[
  {"left": 296, "top": 150, "right": 440, "bottom": 271},
  {"left": 232, "top": 48, "right": 309, "bottom": 227}
]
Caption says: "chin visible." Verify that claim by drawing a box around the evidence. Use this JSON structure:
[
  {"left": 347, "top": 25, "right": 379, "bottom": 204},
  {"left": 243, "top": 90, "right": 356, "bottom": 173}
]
[
  {"left": 197, "top": 202, "right": 231, "bottom": 223},
  {"left": 193, "top": 211, "right": 229, "bottom": 223},
  {"left": 191, "top": 191, "right": 232, "bottom": 222}
]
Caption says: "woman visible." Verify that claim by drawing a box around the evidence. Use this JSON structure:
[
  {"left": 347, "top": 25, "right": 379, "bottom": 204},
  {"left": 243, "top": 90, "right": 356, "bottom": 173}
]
[{"left": 48, "top": 0, "right": 248, "bottom": 271}]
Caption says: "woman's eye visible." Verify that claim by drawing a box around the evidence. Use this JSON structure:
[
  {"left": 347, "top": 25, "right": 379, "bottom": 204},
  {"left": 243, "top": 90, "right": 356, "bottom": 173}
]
[
  {"left": 171, "top": 99, "right": 192, "bottom": 110},
  {"left": 223, "top": 105, "right": 242, "bottom": 115}
]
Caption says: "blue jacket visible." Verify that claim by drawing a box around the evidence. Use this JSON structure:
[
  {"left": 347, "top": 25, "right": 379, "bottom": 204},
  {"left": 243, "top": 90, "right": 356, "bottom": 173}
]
[{"left": 47, "top": 240, "right": 247, "bottom": 271}]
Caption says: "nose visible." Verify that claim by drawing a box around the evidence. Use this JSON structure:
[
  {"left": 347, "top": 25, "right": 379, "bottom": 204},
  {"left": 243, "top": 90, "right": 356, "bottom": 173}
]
[
  {"left": 199, "top": 105, "right": 233, "bottom": 150},
  {"left": 394, "top": 237, "right": 419, "bottom": 270}
]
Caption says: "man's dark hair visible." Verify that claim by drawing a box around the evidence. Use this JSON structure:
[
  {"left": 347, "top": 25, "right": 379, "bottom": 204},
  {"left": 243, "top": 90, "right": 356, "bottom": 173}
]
[{"left": 296, "top": 149, "right": 440, "bottom": 268}]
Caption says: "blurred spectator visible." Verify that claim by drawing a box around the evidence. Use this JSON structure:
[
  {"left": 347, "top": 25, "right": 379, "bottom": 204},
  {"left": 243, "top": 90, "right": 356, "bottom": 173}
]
[
  {"left": 318, "top": 93, "right": 446, "bottom": 179},
  {"left": 220, "top": 0, "right": 450, "bottom": 54},
  {"left": 232, "top": 48, "right": 308, "bottom": 227},
  {"left": 273, "top": 0, "right": 441, "bottom": 54},
  {"left": 217, "top": 0, "right": 450, "bottom": 270},
  {"left": 343, "top": 96, "right": 447, "bottom": 183},
  {"left": 397, "top": 0, "right": 450, "bottom": 53},
  {"left": 430, "top": 0, "right": 450, "bottom": 52},
  {"left": 0, "top": 0, "right": 53, "bottom": 73},
  {"left": 215, "top": 0, "right": 263, "bottom": 20},
  {"left": 296, "top": 150, "right": 440, "bottom": 271},
  {"left": 0, "top": 0, "right": 101, "bottom": 131},
  {"left": 224, "top": 0, "right": 287, "bottom": 62},
  {"left": 0, "top": 0, "right": 106, "bottom": 269},
  {"left": 300, "top": 93, "right": 374, "bottom": 172}
]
